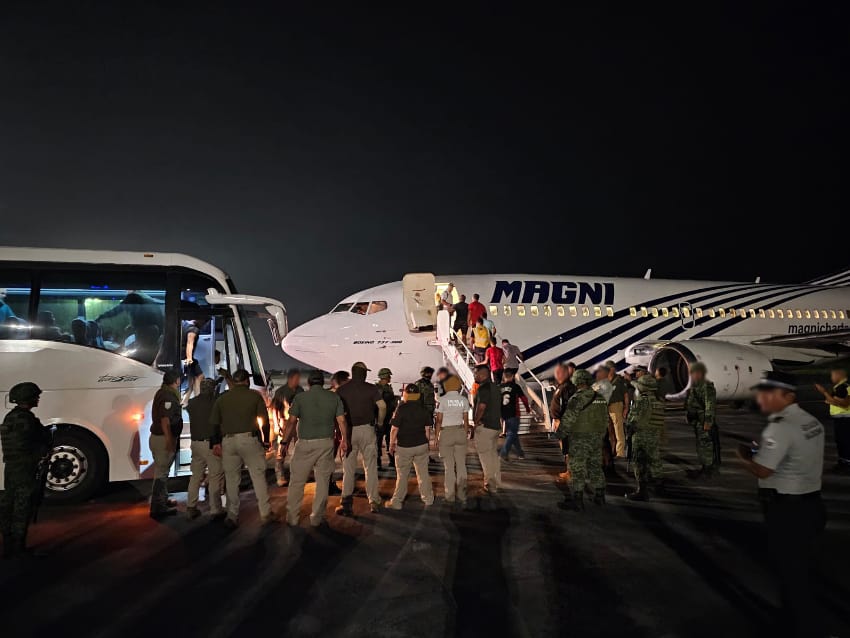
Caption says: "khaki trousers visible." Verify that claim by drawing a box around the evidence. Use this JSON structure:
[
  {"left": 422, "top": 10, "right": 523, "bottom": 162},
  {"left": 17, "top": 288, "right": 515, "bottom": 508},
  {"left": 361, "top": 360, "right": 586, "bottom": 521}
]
[
  {"left": 342, "top": 424, "right": 381, "bottom": 505},
  {"left": 439, "top": 427, "right": 468, "bottom": 503},
  {"left": 609, "top": 402, "right": 626, "bottom": 458},
  {"left": 475, "top": 427, "right": 502, "bottom": 490},
  {"left": 388, "top": 443, "right": 434, "bottom": 508},
  {"left": 222, "top": 432, "right": 271, "bottom": 522},
  {"left": 187, "top": 440, "right": 224, "bottom": 514},
  {"left": 149, "top": 434, "right": 175, "bottom": 511},
  {"left": 286, "top": 438, "right": 335, "bottom": 526}
]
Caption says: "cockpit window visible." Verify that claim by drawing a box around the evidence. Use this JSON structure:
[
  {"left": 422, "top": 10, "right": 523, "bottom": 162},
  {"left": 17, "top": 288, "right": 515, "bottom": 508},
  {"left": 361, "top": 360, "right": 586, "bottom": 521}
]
[
  {"left": 332, "top": 303, "right": 353, "bottom": 313},
  {"left": 350, "top": 302, "right": 370, "bottom": 315},
  {"left": 368, "top": 301, "right": 388, "bottom": 314}
]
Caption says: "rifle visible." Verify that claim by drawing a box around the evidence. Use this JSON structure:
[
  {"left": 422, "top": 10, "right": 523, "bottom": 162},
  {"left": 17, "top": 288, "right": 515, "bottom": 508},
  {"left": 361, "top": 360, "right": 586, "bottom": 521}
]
[{"left": 31, "top": 452, "right": 51, "bottom": 523}]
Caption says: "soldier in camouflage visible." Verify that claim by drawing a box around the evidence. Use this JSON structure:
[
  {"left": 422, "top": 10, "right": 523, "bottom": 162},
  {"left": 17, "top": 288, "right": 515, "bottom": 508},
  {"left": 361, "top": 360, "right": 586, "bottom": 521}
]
[
  {"left": 685, "top": 362, "right": 720, "bottom": 478},
  {"left": 1, "top": 382, "right": 53, "bottom": 558},
  {"left": 625, "top": 375, "right": 665, "bottom": 501},
  {"left": 557, "top": 369, "right": 609, "bottom": 510},
  {"left": 376, "top": 368, "right": 398, "bottom": 469},
  {"left": 416, "top": 366, "right": 436, "bottom": 420}
]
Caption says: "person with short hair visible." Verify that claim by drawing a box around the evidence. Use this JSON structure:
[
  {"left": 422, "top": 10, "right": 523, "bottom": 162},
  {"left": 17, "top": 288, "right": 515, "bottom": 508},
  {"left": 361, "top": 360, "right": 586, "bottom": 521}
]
[
  {"left": 149, "top": 370, "right": 183, "bottom": 519},
  {"left": 440, "top": 283, "right": 455, "bottom": 310},
  {"left": 551, "top": 362, "right": 577, "bottom": 480},
  {"left": 435, "top": 375, "right": 470, "bottom": 505},
  {"left": 376, "top": 368, "right": 398, "bottom": 469},
  {"left": 186, "top": 378, "right": 225, "bottom": 520},
  {"left": 472, "top": 365, "right": 503, "bottom": 494},
  {"left": 815, "top": 365, "right": 850, "bottom": 473},
  {"left": 737, "top": 371, "right": 826, "bottom": 638},
  {"left": 472, "top": 318, "right": 491, "bottom": 362},
  {"left": 467, "top": 293, "right": 486, "bottom": 341},
  {"left": 271, "top": 369, "right": 303, "bottom": 487},
  {"left": 655, "top": 366, "right": 675, "bottom": 400},
  {"left": 499, "top": 369, "right": 529, "bottom": 460},
  {"left": 605, "top": 361, "right": 629, "bottom": 458},
  {"left": 501, "top": 339, "right": 523, "bottom": 375},
  {"left": 284, "top": 370, "right": 348, "bottom": 527},
  {"left": 481, "top": 312, "right": 496, "bottom": 338},
  {"left": 210, "top": 369, "right": 276, "bottom": 528},
  {"left": 486, "top": 339, "right": 506, "bottom": 383},
  {"left": 336, "top": 362, "right": 386, "bottom": 516},
  {"left": 452, "top": 294, "right": 469, "bottom": 340},
  {"left": 386, "top": 384, "right": 434, "bottom": 509},
  {"left": 685, "top": 362, "right": 720, "bottom": 478}
]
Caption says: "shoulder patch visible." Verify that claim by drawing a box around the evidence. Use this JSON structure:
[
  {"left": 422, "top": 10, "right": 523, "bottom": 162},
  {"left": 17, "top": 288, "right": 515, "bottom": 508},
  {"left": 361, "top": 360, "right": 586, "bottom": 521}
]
[{"left": 763, "top": 437, "right": 777, "bottom": 450}]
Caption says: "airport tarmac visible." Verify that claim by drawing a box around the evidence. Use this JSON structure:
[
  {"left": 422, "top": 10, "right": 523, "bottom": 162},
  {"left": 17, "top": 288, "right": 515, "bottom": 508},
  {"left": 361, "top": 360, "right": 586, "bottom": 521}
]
[{"left": 2, "top": 406, "right": 849, "bottom": 638}]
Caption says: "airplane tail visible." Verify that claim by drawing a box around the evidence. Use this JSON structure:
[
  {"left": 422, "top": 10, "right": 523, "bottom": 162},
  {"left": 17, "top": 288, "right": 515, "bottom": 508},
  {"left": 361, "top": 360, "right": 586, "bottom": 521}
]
[{"left": 807, "top": 268, "right": 850, "bottom": 286}]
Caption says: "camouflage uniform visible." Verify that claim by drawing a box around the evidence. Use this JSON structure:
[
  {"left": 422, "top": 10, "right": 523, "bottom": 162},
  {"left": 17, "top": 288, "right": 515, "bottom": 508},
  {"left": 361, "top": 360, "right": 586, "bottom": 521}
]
[
  {"left": 1, "top": 405, "right": 52, "bottom": 556},
  {"left": 686, "top": 378, "right": 719, "bottom": 469},
  {"left": 416, "top": 377, "right": 436, "bottom": 420},
  {"left": 626, "top": 376, "right": 665, "bottom": 483},
  {"left": 558, "top": 371, "right": 609, "bottom": 507}
]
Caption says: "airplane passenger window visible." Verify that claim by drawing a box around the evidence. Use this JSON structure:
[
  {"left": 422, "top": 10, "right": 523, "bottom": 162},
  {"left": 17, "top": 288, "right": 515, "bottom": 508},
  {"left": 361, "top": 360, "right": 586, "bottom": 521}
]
[
  {"left": 795, "top": 310, "right": 803, "bottom": 319},
  {"left": 729, "top": 308, "right": 737, "bottom": 318},
  {"left": 489, "top": 305, "right": 498, "bottom": 317},
  {"left": 719, "top": 309, "right": 726, "bottom": 318},
  {"left": 831, "top": 310, "right": 837, "bottom": 319},
  {"left": 640, "top": 307, "right": 648, "bottom": 317},
  {"left": 759, "top": 309, "right": 766, "bottom": 318},
  {"left": 813, "top": 310, "right": 820, "bottom": 319},
  {"left": 786, "top": 309, "right": 793, "bottom": 318},
  {"left": 768, "top": 309, "right": 775, "bottom": 319},
  {"left": 651, "top": 307, "right": 659, "bottom": 318},
  {"left": 517, "top": 305, "right": 526, "bottom": 317},
  {"left": 368, "top": 301, "right": 388, "bottom": 314},
  {"left": 695, "top": 308, "right": 703, "bottom": 318},
  {"left": 569, "top": 306, "right": 578, "bottom": 317},
  {"left": 593, "top": 306, "right": 602, "bottom": 318},
  {"left": 351, "top": 302, "right": 370, "bottom": 315},
  {"left": 544, "top": 305, "right": 552, "bottom": 317},
  {"left": 661, "top": 308, "right": 670, "bottom": 318},
  {"left": 503, "top": 305, "right": 512, "bottom": 316},
  {"left": 749, "top": 309, "right": 756, "bottom": 318},
  {"left": 606, "top": 307, "right": 614, "bottom": 317},
  {"left": 671, "top": 307, "right": 680, "bottom": 317},
  {"left": 332, "top": 303, "right": 353, "bottom": 313},
  {"left": 841, "top": 311, "right": 847, "bottom": 319},
  {"left": 557, "top": 306, "right": 565, "bottom": 317},
  {"left": 530, "top": 305, "right": 539, "bottom": 317},
  {"left": 707, "top": 309, "right": 716, "bottom": 318},
  {"left": 629, "top": 307, "right": 637, "bottom": 317},
  {"left": 804, "top": 310, "right": 811, "bottom": 319},
  {"left": 821, "top": 310, "right": 828, "bottom": 319},
  {"left": 581, "top": 306, "right": 590, "bottom": 317}
]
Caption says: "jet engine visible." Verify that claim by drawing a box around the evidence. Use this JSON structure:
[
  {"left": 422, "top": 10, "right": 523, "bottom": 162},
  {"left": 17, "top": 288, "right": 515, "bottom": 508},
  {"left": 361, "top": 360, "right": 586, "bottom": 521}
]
[{"left": 649, "top": 339, "right": 773, "bottom": 401}]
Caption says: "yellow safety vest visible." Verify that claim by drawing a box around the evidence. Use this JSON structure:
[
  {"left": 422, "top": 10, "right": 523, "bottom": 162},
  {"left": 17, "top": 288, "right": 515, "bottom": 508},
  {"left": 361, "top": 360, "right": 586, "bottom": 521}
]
[
  {"left": 830, "top": 380, "right": 850, "bottom": 417},
  {"left": 473, "top": 324, "right": 491, "bottom": 349}
]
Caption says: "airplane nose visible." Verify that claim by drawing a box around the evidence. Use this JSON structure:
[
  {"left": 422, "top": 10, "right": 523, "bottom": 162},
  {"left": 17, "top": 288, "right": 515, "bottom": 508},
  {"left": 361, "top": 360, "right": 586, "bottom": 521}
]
[{"left": 282, "top": 319, "right": 328, "bottom": 368}]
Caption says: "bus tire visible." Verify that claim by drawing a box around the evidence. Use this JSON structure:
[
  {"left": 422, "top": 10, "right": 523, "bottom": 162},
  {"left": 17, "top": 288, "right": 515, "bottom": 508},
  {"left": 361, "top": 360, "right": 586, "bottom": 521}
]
[{"left": 45, "top": 427, "right": 109, "bottom": 503}]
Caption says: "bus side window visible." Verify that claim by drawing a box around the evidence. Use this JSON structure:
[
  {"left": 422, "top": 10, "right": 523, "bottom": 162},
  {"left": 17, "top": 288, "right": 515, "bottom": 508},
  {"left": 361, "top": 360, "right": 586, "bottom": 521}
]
[
  {"left": 37, "top": 270, "right": 167, "bottom": 365},
  {"left": 0, "top": 269, "right": 32, "bottom": 340}
]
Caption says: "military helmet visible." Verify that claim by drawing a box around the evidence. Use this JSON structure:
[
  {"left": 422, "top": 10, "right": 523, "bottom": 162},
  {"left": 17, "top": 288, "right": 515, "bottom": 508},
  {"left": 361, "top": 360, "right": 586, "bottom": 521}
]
[
  {"left": 378, "top": 367, "right": 393, "bottom": 379},
  {"left": 571, "top": 369, "right": 594, "bottom": 387},
  {"left": 689, "top": 361, "right": 707, "bottom": 375},
  {"left": 9, "top": 381, "right": 42, "bottom": 404},
  {"left": 634, "top": 375, "right": 658, "bottom": 393}
]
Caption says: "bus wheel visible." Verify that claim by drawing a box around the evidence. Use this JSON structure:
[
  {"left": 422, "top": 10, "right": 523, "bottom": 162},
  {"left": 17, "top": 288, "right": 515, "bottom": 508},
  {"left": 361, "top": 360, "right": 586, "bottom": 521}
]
[{"left": 45, "top": 428, "right": 108, "bottom": 503}]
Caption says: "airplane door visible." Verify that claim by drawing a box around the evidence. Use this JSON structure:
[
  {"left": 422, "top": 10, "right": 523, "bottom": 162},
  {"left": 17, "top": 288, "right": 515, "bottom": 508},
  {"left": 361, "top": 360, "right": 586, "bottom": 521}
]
[
  {"left": 679, "top": 302, "right": 695, "bottom": 329},
  {"left": 402, "top": 273, "right": 437, "bottom": 331}
]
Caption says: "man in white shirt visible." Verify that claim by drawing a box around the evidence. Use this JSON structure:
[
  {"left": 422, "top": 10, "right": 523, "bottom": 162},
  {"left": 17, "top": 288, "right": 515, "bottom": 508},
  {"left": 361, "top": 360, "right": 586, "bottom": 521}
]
[{"left": 501, "top": 339, "right": 523, "bottom": 374}]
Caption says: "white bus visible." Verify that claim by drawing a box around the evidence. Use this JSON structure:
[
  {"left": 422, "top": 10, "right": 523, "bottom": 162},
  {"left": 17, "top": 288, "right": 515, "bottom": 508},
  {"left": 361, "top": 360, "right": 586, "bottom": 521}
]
[{"left": 0, "top": 247, "right": 288, "bottom": 502}]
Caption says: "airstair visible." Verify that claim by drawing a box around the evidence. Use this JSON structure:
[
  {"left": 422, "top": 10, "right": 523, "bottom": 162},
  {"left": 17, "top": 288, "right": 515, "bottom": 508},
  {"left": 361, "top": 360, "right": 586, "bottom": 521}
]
[{"left": 433, "top": 308, "right": 551, "bottom": 433}]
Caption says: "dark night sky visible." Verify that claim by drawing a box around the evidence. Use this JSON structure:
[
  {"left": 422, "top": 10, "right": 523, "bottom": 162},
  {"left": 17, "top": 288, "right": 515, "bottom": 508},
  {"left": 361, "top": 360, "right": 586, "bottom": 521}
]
[{"left": 2, "top": 4, "right": 849, "bottom": 365}]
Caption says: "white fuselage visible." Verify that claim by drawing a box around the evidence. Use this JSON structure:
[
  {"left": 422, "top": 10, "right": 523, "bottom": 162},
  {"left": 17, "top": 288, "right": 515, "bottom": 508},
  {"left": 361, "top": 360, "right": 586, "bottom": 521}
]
[{"left": 283, "top": 274, "right": 850, "bottom": 387}]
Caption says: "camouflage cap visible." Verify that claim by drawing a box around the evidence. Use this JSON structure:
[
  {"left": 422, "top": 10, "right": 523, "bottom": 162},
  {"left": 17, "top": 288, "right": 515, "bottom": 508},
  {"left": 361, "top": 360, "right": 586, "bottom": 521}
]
[
  {"left": 605, "top": 360, "right": 617, "bottom": 371},
  {"left": 634, "top": 375, "right": 658, "bottom": 393},
  {"left": 689, "top": 361, "right": 707, "bottom": 374},
  {"left": 420, "top": 366, "right": 435, "bottom": 376},
  {"left": 9, "top": 381, "right": 42, "bottom": 404},
  {"left": 378, "top": 367, "right": 393, "bottom": 379},
  {"left": 571, "top": 369, "right": 594, "bottom": 387}
]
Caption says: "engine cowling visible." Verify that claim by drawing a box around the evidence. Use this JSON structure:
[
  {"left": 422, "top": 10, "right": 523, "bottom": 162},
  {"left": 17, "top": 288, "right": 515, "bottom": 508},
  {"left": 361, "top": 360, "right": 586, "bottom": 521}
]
[{"left": 649, "top": 339, "right": 773, "bottom": 401}]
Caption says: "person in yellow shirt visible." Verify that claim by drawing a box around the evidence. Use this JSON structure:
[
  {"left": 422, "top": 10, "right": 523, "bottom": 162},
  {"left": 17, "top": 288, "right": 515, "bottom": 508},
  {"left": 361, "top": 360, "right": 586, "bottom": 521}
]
[
  {"left": 472, "top": 317, "right": 491, "bottom": 362},
  {"left": 815, "top": 365, "right": 850, "bottom": 472}
]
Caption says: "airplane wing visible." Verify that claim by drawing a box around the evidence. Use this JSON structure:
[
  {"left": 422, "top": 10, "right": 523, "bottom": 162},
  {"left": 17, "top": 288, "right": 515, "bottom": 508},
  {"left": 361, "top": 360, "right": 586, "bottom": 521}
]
[{"left": 752, "top": 330, "right": 850, "bottom": 353}]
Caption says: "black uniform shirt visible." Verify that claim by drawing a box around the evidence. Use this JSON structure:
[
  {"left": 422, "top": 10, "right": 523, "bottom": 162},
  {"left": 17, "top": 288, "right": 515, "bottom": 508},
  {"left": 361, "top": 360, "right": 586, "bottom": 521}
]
[{"left": 151, "top": 386, "right": 183, "bottom": 436}]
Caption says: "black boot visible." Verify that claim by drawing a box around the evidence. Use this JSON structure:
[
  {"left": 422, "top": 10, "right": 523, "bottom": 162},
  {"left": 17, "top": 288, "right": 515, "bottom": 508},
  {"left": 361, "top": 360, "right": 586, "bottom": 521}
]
[
  {"left": 558, "top": 491, "right": 584, "bottom": 511},
  {"left": 335, "top": 496, "right": 354, "bottom": 517},
  {"left": 593, "top": 488, "right": 606, "bottom": 506},
  {"left": 328, "top": 478, "right": 342, "bottom": 496},
  {"left": 625, "top": 481, "right": 649, "bottom": 501}
]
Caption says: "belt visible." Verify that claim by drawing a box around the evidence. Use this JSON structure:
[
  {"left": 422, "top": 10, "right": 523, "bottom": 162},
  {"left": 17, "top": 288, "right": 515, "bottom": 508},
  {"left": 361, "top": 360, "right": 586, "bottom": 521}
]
[
  {"left": 760, "top": 488, "right": 821, "bottom": 501},
  {"left": 224, "top": 431, "right": 256, "bottom": 438}
]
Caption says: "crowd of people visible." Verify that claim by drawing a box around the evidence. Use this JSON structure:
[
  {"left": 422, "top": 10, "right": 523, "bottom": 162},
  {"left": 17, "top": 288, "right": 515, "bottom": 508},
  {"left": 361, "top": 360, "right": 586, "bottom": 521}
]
[{"left": 0, "top": 350, "right": 835, "bottom": 637}]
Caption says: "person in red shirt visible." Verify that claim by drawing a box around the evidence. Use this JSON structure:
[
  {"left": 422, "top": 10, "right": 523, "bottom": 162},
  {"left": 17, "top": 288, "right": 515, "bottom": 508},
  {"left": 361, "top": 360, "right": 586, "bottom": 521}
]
[
  {"left": 486, "top": 339, "right": 506, "bottom": 383},
  {"left": 467, "top": 294, "right": 486, "bottom": 345}
]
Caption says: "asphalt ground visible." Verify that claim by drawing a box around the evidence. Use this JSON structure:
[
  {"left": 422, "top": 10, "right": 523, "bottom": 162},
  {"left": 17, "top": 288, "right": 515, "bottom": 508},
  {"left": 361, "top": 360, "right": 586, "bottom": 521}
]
[{"left": 2, "top": 406, "right": 849, "bottom": 638}]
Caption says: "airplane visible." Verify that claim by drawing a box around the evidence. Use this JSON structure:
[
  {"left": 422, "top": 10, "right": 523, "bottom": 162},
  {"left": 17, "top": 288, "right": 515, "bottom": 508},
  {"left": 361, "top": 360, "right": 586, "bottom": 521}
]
[{"left": 282, "top": 270, "right": 850, "bottom": 402}]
